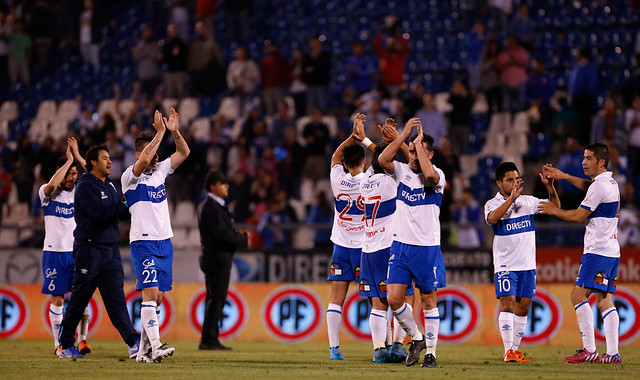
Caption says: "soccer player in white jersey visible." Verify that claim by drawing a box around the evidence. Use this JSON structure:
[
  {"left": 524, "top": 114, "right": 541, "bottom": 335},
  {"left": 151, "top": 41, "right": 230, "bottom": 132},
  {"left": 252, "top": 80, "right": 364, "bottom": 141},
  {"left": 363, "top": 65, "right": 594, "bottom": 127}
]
[
  {"left": 39, "top": 138, "right": 89, "bottom": 356},
  {"left": 539, "top": 143, "right": 622, "bottom": 364},
  {"left": 326, "top": 113, "right": 374, "bottom": 360},
  {"left": 378, "top": 118, "right": 446, "bottom": 368},
  {"left": 355, "top": 119, "right": 415, "bottom": 364},
  {"left": 121, "top": 108, "right": 189, "bottom": 363},
  {"left": 484, "top": 162, "right": 559, "bottom": 363}
]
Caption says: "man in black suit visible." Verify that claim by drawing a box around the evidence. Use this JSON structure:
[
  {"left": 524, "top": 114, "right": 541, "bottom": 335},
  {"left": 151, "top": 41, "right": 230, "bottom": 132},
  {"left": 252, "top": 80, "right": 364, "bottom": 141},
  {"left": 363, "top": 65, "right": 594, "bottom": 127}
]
[{"left": 197, "top": 170, "right": 249, "bottom": 350}]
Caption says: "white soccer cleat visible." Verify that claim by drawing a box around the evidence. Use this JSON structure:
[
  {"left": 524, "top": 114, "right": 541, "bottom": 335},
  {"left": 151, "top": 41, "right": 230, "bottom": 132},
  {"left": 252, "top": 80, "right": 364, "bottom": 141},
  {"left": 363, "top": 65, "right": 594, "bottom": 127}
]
[{"left": 151, "top": 343, "right": 175, "bottom": 362}]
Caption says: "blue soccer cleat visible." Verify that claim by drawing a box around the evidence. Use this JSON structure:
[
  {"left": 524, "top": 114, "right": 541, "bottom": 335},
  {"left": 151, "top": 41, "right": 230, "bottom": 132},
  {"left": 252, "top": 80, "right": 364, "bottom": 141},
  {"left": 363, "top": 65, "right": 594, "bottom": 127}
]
[
  {"left": 373, "top": 347, "right": 391, "bottom": 363},
  {"left": 389, "top": 342, "right": 408, "bottom": 363},
  {"left": 128, "top": 337, "right": 141, "bottom": 359},
  {"left": 596, "top": 353, "right": 621, "bottom": 364},
  {"left": 330, "top": 346, "right": 345, "bottom": 360},
  {"left": 59, "top": 346, "right": 83, "bottom": 359}
]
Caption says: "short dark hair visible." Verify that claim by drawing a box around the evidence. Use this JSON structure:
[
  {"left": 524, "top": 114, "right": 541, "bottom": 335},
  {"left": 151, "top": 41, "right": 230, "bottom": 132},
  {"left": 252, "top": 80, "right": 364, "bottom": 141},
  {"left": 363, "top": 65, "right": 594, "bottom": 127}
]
[
  {"left": 56, "top": 156, "right": 81, "bottom": 173},
  {"left": 343, "top": 145, "right": 365, "bottom": 168},
  {"left": 410, "top": 133, "right": 434, "bottom": 151},
  {"left": 495, "top": 162, "right": 519, "bottom": 181},
  {"left": 371, "top": 145, "right": 386, "bottom": 174},
  {"left": 204, "top": 170, "right": 227, "bottom": 191},
  {"left": 585, "top": 142, "right": 609, "bottom": 168},
  {"left": 85, "top": 144, "right": 109, "bottom": 172},
  {"left": 134, "top": 131, "right": 155, "bottom": 152}
]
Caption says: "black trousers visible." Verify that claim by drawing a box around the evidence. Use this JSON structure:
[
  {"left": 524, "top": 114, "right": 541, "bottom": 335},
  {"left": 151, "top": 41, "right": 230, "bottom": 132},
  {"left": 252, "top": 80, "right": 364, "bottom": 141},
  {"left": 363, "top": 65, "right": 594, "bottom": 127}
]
[
  {"left": 59, "top": 242, "right": 138, "bottom": 349},
  {"left": 200, "top": 256, "right": 232, "bottom": 345}
]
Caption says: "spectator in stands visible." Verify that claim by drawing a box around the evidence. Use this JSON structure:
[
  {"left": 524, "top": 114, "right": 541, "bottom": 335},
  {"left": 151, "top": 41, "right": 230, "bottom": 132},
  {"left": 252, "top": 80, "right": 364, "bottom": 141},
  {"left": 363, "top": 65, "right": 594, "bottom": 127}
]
[
  {"left": 508, "top": 2, "right": 535, "bottom": 50},
  {"left": 403, "top": 82, "right": 425, "bottom": 116},
  {"left": 104, "top": 130, "right": 124, "bottom": 182},
  {"left": 525, "top": 58, "right": 555, "bottom": 134},
  {"left": 162, "top": 24, "right": 188, "bottom": 99},
  {"left": 276, "top": 125, "right": 305, "bottom": 198},
  {"left": 591, "top": 97, "right": 625, "bottom": 147},
  {"left": 133, "top": 26, "right": 162, "bottom": 98},
  {"left": 480, "top": 39, "right": 502, "bottom": 115},
  {"left": 344, "top": 41, "right": 376, "bottom": 97},
  {"left": 488, "top": 0, "right": 512, "bottom": 34},
  {"left": 451, "top": 188, "right": 483, "bottom": 249},
  {"left": 448, "top": 79, "right": 474, "bottom": 155},
  {"left": 7, "top": 18, "right": 30, "bottom": 86},
  {"left": 169, "top": 0, "right": 189, "bottom": 42},
  {"left": 250, "top": 168, "right": 274, "bottom": 219},
  {"left": 497, "top": 34, "right": 528, "bottom": 115},
  {"left": 257, "top": 196, "right": 293, "bottom": 249},
  {"left": 302, "top": 108, "right": 331, "bottom": 183},
  {"left": 432, "top": 136, "right": 462, "bottom": 241},
  {"left": 625, "top": 95, "right": 640, "bottom": 178},
  {"left": 27, "top": 0, "right": 54, "bottom": 67},
  {"left": 12, "top": 135, "right": 36, "bottom": 209},
  {"left": 555, "top": 137, "right": 588, "bottom": 209},
  {"left": 227, "top": 135, "right": 257, "bottom": 178},
  {"left": 415, "top": 93, "right": 446, "bottom": 150},
  {"left": 551, "top": 96, "right": 582, "bottom": 143},
  {"left": 227, "top": 46, "right": 260, "bottom": 117},
  {"left": 36, "top": 136, "right": 59, "bottom": 181},
  {"left": 568, "top": 47, "right": 598, "bottom": 145},
  {"left": 188, "top": 20, "right": 223, "bottom": 97},
  {"left": 261, "top": 43, "right": 291, "bottom": 116},
  {"left": 79, "top": 0, "right": 100, "bottom": 72},
  {"left": 146, "top": 0, "right": 168, "bottom": 37},
  {"left": 373, "top": 32, "right": 408, "bottom": 98},
  {"left": 464, "top": 21, "right": 486, "bottom": 92},
  {"left": 458, "top": 0, "right": 482, "bottom": 31},
  {"left": 204, "top": 126, "right": 227, "bottom": 172},
  {"left": 303, "top": 36, "right": 332, "bottom": 113},
  {"left": 353, "top": 98, "right": 388, "bottom": 142},
  {"left": 625, "top": 54, "right": 640, "bottom": 104},
  {"left": 0, "top": 157, "right": 11, "bottom": 225},
  {"left": 619, "top": 182, "right": 640, "bottom": 247},
  {"left": 227, "top": 169, "right": 252, "bottom": 223},
  {"left": 269, "top": 101, "right": 295, "bottom": 146},
  {"left": 222, "top": 0, "right": 251, "bottom": 42},
  {"left": 306, "top": 190, "right": 333, "bottom": 248},
  {"left": 196, "top": 0, "right": 217, "bottom": 38},
  {"left": 290, "top": 47, "right": 308, "bottom": 117},
  {"left": 239, "top": 102, "right": 263, "bottom": 144}
]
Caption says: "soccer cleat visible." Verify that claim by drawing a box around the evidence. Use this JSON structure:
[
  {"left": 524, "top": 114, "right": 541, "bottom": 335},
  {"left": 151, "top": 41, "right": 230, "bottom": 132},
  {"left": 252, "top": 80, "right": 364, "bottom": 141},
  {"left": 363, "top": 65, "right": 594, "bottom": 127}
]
[
  {"left": 151, "top": 343, "right": 175, "bottom": 363},
  {"left": 78, "top": 340, "right": 92, "bottom": 355},
  {"left": 59, "top": 346, "right": 83, "bottom": 359},
  {"left": 55, "top": 346, "right": 62, "bottom": 356},
  {"left": 504, "top": 349, "right": 518, "bottom": 362},
  {"left": 128, "top": 338, "right": 141, "bottom": 359},
  {"left": 389, "top": 342, "right": 408, "bottom": 363},
  {"left": 373, "top": 347, "right": 391, "bottom": 363},
  {"left": 513, "top": 350, "right": 531, "bottom": 362},
  {"left": 563, "top": 348, "right": 599, "bottom": 363},
  {"left": 405, "top": 338, "right": 426, "bottom": 366},
  {"left": 136, "top": 351, "right": 154, "bottom": 363},
  {"left": 595, "top": 353, "right": 621, "bottom": 364},
  {"left": 330, "top": 346, "right": 345, "bottom": 360},
  {"left": 420, "top": 353, "right": 437, "bottom": 368}
]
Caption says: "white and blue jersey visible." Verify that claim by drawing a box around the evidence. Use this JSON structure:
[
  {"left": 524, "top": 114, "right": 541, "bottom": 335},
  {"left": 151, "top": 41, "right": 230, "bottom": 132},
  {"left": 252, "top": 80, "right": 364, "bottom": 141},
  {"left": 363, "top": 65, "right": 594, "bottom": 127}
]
[
  {"left": 121, "top": 158, "right": 174, "bottom": 243},
  {"left": 329, "top": 163, "right": 366, "bottom": 248},
  {"left": 360, "top": 168, "right": 397, "bottom": 253},
  {"left": 580, "top": 171, "right": 620, "bottom": 258},
  {"left": 39, "top": 184, "right": 76, "bottom": 295},
  {"left": 484, "top": 193, "right": 544, "bottom": 273}
]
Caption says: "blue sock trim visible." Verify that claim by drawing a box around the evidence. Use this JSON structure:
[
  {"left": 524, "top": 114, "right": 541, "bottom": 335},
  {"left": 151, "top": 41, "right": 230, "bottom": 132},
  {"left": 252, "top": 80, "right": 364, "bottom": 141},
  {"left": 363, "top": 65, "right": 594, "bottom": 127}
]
[
  {"left": 425, "top": 317, "right": 440, "bottom": 320},
  {"left": 49, "top": 308, "right": 63, "bottom": 315},
  {"left": 141, "top": 305, "right": 156, "bottom": 308},
  {"left": 327, "top": 309, "right": 342, "bottom": 315},
  {"left": 370, "top": 311, "right": 387, "bottom": 319},
  {"left": 574, "top": 301, "right": 589, "bottom": 310},
  {"left": 602, "top": 309, "right": 617, "bottom": 320},
  {"left": 394, "top": 304, "right": 407, "bottom": 316},
  {"left": 500, "top": 311, "right": 514, "bottom": 315}
]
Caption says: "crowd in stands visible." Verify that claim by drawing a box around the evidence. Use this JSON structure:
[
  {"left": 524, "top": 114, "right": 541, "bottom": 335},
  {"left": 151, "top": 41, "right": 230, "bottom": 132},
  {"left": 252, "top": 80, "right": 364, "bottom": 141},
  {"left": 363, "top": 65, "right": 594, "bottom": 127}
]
[{"left": 1, "top": 0, "right": 640, "bottom": 249}]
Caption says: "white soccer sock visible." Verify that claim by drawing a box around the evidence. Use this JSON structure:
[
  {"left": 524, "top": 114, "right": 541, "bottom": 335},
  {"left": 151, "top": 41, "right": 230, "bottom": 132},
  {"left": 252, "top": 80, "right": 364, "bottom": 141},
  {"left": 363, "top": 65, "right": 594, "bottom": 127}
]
[
  {"left": 393, "top": 304, "right": 409, "bottom": 343},
  {"left": 575, "top": 301, "right": 596, "bottom": 352},
  {"left": 512, "top": 314, "right": 527, "bottom": 351},
  {"left": 392, "top": 303, "right": 423, "bottom": 341},
  {"left": 602, "top": 307, "right": 619, "bottom": 355},
  {"left": 137, "top": 325, "right": 149, "bottom": 356},
  {"left": 141, "top": 301, "right": 161, "bottom": 350},
  {"left": 49, "top": 304, "right": 64, "bottom": 348},
  {"left": 369, "top": 309, "right": 388, "bottom": 349},
  {"left": 499, "top": 311, "right": 515, "bottom": 353},
  {"left": 327, "top": 303, "right": 342, "bottom": 348},
  {"left": 78, "top": 307, "right": 90, "bottom": 342},
  {"left": 424, "top": 308, "right": 439, "bottom": 357},
  {"left": 385, "top": 314, "right": 392, "bottom": 346}
]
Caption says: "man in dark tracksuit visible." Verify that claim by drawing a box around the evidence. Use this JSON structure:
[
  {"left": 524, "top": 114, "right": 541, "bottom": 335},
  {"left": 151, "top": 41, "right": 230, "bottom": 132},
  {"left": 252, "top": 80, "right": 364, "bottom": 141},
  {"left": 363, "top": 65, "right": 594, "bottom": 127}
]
[
  {"left": 197, "top": 170, "right": 248, "bottom": 350},
  {"left": 58, "top": 144, "right": 139, "bottom": 358}
]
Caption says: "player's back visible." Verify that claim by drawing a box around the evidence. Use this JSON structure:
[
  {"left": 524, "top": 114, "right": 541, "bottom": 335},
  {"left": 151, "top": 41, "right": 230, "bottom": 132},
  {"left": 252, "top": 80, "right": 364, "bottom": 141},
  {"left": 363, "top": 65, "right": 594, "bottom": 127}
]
[
  {"left": 39, "top": 185, "right": 76, "bottom": 252},
  {"left": 361, "top": 171, "right": 397, "bottom": 253},
  {"left": 330, "top": 163, "right": 365, "bottom": 248},
  {"left": 583, "top": 171, "right": 620, "bottom": 257}
]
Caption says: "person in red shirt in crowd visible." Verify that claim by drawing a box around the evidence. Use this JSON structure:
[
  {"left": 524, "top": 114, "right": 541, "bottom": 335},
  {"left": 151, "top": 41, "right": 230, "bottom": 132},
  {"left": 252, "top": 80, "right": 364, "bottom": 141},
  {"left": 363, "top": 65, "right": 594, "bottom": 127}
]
[
  {"left": 374, "top": 30, "right": 408, "bottom": 98},
  {"left": 261, "top": 43, "right": 291, "bottom": 116},
  {"left": 497, "top": 34, "right": 529, "bottom": 115}
]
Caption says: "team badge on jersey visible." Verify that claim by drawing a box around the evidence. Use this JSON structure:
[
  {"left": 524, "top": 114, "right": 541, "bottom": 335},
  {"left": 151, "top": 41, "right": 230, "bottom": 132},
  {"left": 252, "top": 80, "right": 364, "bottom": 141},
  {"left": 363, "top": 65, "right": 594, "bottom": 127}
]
[
  {"left": 354, "top": 265, "right": 360, "bottom": 278},
  {"left": 359, "top": 279, "right": 370, "bottom": 292},
  {"left": 595, "top": 272, "right": 610, "bottom": 286},
  {"left": 378, "top": 280, "right": 387, "bottom": 293},
  {"left": 330, "top": 263, "right": 342, "bottom": 276}
]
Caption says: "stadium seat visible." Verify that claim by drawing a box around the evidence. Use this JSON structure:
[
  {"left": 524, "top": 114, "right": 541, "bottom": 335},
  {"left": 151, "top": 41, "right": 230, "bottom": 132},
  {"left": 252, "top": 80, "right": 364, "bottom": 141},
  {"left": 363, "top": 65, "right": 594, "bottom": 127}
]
[
  {"left": 98, "top": 99, "right": 117, "bottom": 117},
  {"left": 217, "top": 97, "right": 240, "bottom": 121},
  {"left": 56, "top": 99, "right": 79, "bottom": 123},
  {"left": 173, "top": 201, "right": 197, "bottom": 227},
  {"left": 117, "top": 99, "right": 135, "bottom": 116},
  {"left": 0, "top": 228, "right": 18, "bottom": 247},
  {"left": 178, "top": 98, "right": 200, "bottom": 124},
  {"left": 171, "top": 228, "right": 189, "bottom": 249},
  {"left": 34, "top": 100, "right": 57, "bottom": 122},
  {"left": 434, "top": 92, "right": 453, "bottom": 113},
  {"left": 49, "top": 120, "right": 69, "bottom": 141},
  {"left": 487, "top": 112, "right": 511, "bottom": 135},
  {"left": 512, "top": 112, "right": 530, "bottom": 133},
  {"left": 190, "top": 117, "right": 211, "bottom": 142},
  {"left": 28, "top": 120, "right": 50, "bottom": 144}
]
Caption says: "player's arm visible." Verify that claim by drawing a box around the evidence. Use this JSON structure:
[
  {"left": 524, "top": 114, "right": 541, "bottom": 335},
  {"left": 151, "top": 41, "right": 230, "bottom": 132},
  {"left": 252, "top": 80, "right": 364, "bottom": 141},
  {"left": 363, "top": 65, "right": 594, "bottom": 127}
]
[
  {"left": 67, "top": 137, "right": 86, "bottom": 171},
  {"left": 165, "top": 107, "right": 190, "bottom": 170},
  {"left": 413, "top": 123, "right": 439, "bottom": 186},
  {"left": 539, "top": 170, "right": 561, "bottom": 208},
  {"left": 331, "top": 113, "right": 364, "bottom": 166},
  {"left": 379, "top": 117, "right": 419, "bottom": 174},
  {"left": 379, "top": 118, "right": 410, "bottom": 160},
  {"left": 543, "top": 164, "right": 591, "bottom": 192},
  {"left": 133, "top": 110, "right": 166, "bottom": 177},
  {"left": 43, "top": 145, "right": 74, "bottom": 198},
  {"left": 537, "top": 202, "right": 592, "bottom": 223},
  {"left": 351, "top": 113, "right": 376, "bottom": 152},
  {"left": 486, "top": 178, "right": 523, "bottom": 224}
]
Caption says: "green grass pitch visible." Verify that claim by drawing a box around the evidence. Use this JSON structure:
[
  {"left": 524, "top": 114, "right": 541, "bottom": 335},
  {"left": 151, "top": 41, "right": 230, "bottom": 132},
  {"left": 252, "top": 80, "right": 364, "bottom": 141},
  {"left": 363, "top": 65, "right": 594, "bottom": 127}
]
[{"left": 0, "top": 340, "right": 639, "bottom": 379}]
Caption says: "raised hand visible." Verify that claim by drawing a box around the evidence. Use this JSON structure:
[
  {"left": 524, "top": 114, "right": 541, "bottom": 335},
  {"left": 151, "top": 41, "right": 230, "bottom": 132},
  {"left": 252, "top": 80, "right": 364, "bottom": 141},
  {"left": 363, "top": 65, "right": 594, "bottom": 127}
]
[
  {"left": 402, "top": 117, "right": 420, "bottom": 138},
  {"left": 67, "top": 137, "right": 79, "bottom": 156},
  {"left": 413, "top": 123, "right": 424, "bottom": 145},
  {"left": 153, "top": 110, "right": 166, "bottom": 134},
  {"left": 537, "top": 200, "right": 558, "bottom": 215},
  {"left": 164, "top": 107, "right": 180, "bottom": 133},
  {"left": 379, "top": 118, "right": 399, "bottom": 143},
  {"left": 510, "top": 178, "right": 524, "bottom": 200},
  {"left": 351, "top": 113, "right": 366, "bottom": 141},
  {"left": 65, "top": 144, "right": 73, "bottom": 162},
  {"left": 539, "top": 171, "right": 553, "bottom": 186},
  {"left": 542, "top": 164, "right": 564, "bottom": 180}
]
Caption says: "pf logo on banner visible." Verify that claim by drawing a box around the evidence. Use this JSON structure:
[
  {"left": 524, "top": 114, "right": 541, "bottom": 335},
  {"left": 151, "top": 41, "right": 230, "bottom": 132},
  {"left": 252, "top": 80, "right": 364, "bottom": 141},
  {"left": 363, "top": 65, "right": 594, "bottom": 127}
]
[
  {"left": 125, "top": 288, "right": 175, "bottom": 336},
  {"left": 436, "top": 287, "right": 481, "bottom": 344},
  {"left": 343, "top": 291, "right": 372, "bottom": 341},
  {"left": 494, "top": 287, "right": 563, "bottom": 345},
  {"left": 261, "top": 285, "right": 322, "bottom": 342},
  {"left": 0, "top": 286, "right": 29, "bottom": 338},
  {"left": 590, "top": 286, "right": 640, "bottom": 345},
  {"left": 188, "top": 287, "right": 248, "bottom": 340},
  {"left": 41, "top": 295, "right": 101, "bottom": 336}
]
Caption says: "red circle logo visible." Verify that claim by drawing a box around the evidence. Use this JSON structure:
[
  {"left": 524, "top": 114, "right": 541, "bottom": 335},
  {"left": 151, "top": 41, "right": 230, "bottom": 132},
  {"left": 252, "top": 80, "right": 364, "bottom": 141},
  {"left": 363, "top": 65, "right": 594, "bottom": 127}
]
[
  {"left": 188, "top": 287, "right": 248, "bottom": 340},
  {"left": 436, "top": 287, "right": 481, "bottom": 343},
  {"left": 589, "top": 286, "right": 640, "bottom": 345},
  {"left": 342, "top": 291, "right": 373, "bottom": 341},
  {"left": 0, "top": 286, "right": 29, "bottom": 338},
  {"left": 125, "top": 288, "right": 175, "bottom": 336},
  {"left": 261, "top": 285, "right": 322, "bottom": 342},
  {"left": 41, "top": 295, "right": 101, "bottom": 337}
]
